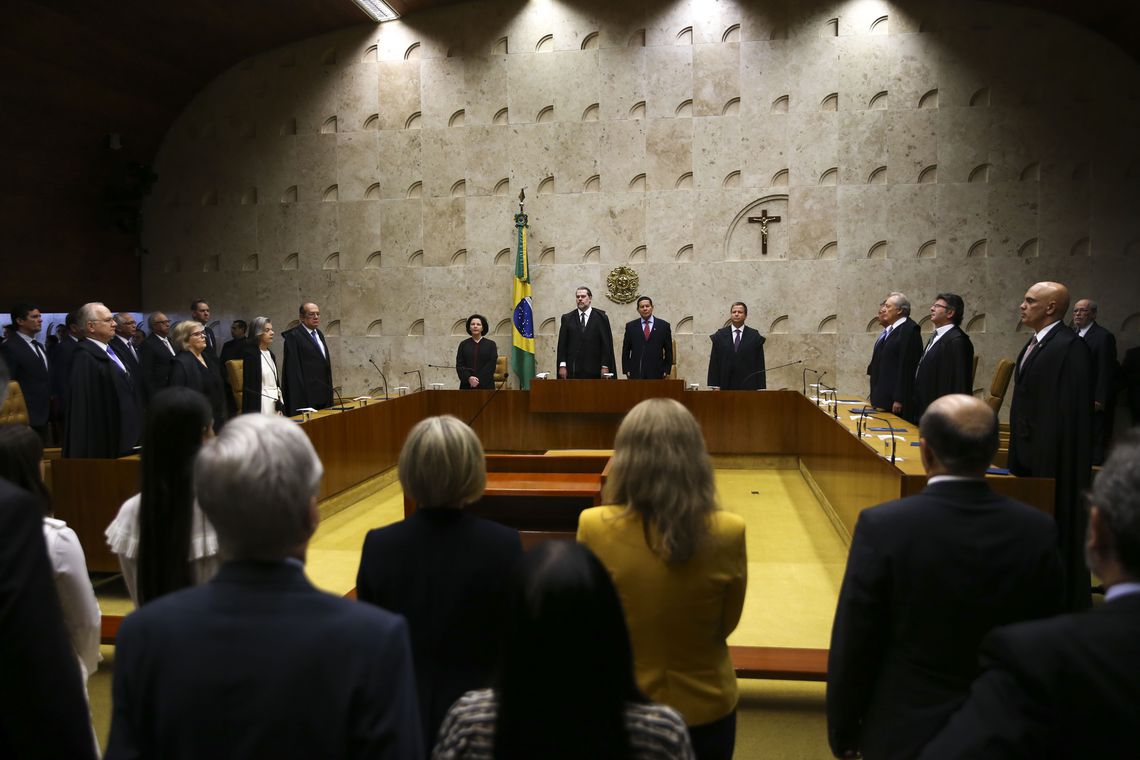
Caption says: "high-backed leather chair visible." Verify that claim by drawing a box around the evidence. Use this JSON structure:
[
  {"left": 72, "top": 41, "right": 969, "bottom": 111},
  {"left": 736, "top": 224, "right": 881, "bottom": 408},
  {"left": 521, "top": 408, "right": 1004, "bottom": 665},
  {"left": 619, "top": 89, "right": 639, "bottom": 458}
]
[
  {"left": 0, "top": 381, "right": 29, "bottom": 425},
  {"left": 226, "top": 359, "right": 243, "bottom": 414},
  {"left": 668, "top": 339, "right": 678, "bottom": 379},
  {"left": 493, "top": 355, "right": 509, "bottom": 388},
  {"left": 982, "top": 358, "right": 1015, "bottom": 414}
]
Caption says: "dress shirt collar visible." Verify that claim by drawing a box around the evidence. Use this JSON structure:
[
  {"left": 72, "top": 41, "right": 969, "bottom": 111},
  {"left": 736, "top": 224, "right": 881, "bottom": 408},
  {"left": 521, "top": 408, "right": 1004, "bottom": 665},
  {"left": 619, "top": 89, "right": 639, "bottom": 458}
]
[
  {"left": 932, "top": 323, "right": 954, "bottom": 339},
  {"left": 15, "top": 331, "right": 38, "bottom": 348},
  {"left": 578, "top": 306, "right": 593, "bottom": 320},
  {"left": 1034, "top": 320, "right": 1062, "bottom": 342},
  {"left": 642, "top": 316, "right": 654, "bottom": 329},
  {"left": 1078, "top": 321, "right": 1095, "bottom": 338},
  {"left": 926, "top": 475, "right": 984, "bottom": 486},
  {"left": 85, "top": 337, "right": 112, "bottom": 350},
  {"left": 889, "top": 315, "right": 908, "bottom": 331},
  {"left": 1105, "top": 581, "right": 1140, "bottom": 603}
]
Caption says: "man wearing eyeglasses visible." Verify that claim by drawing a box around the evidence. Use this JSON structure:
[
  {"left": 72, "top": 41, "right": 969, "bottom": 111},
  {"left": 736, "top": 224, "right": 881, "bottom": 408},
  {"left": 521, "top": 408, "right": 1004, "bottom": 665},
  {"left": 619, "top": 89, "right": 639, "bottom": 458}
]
[
  {"left": 63, "top": 302, "right": 142, "bottom": 458},
  {"left": 910, "top": 293, "right": 974, "bottom": 424},
  {"left": 138, "top": 311, "right": 176, "bottom": 402},
  {"left": 282, "top": 302, "right": 334, "bottom": 416},
  {"left": 1072, "top": 299, "right": 1119, "bottom": 465}
]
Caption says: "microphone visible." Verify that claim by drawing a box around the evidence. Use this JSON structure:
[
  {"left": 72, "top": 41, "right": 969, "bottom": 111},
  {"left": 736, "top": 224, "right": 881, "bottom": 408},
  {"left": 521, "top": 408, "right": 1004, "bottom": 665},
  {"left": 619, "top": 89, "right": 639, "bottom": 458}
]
[
  {"left": 310, "top": 377, "right": 351, "bottom": 412},
  {"left": 241, "top": 386, "right": 285, "bottom": 414},
  {"left": 735, "top": 359, "right": 803, "bottom": 389},
  {"left": 802, "top": 366, "right": 823, "bottom": 396},
  {"left": 368, "top": 358, "right": 389, "bottom": 400},
  {"left": 403, "top": 369, "right": 423, "bottom": 392},
  {"left": 860, "top": 411, "right": 899, "bottom": 464},
  {"left": 817, "top": 377, "right": 839, "bottom": 419},
  {"left": 466, "top": 368, "right": 509, "bottom": 428}
]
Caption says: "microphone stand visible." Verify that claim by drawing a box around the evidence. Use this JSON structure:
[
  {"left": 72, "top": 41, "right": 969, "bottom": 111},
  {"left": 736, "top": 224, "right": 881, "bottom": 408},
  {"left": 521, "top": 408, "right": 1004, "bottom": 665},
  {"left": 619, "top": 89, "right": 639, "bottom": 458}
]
[
  {"left": 860, "top": 411, "right": 899, "bottom": 464},
  {"left": 802, "top": 366, "right": 822, "bottom": 397},
  {"left": 467, "top": 373, "right": 508, "bottom": 428},
  {"left": 368, "top": 358, "right": 389, "bottom": 400},
  {"left": 403, "top": 369, "right": 423, "bottom": 392},
  {"left": 736, "top": 359, "right": 803, "bottom": 389},
  {"left": 817, "top": 378, "right": 839, "bottom": 419}
]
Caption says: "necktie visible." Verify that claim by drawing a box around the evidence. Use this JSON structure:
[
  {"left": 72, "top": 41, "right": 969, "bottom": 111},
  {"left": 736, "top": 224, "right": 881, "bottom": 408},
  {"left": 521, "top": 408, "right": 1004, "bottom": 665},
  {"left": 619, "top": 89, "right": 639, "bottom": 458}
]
[
  {"left": 580, "top": 312, "right": 586, "bottom": 331},
  {"left": 924, "top": 333, "right": 935, "bottom": 353},
  {"left": 31, "top": 339, "right": 48, "bottom": 370},
  {"left": 105, "top": 345, "right": 127, "bottom": 374},
  {"left": 643, "top": 320, "right": 651, "bottom": 340},
  {"left": 875, "top": 328, "right": 890, "bottom": 346},
  {"left": 1019, "top": 335, "right": 1038, "bottom": 371},
  {"left": 733, "top": 329, "right": 741, "bottom": 351},
  {"left": 310, "top": 329, "right": 326, "bottom": 359},
  {"left": 161, "top": 336, "right": 174, "bottom": 355}
]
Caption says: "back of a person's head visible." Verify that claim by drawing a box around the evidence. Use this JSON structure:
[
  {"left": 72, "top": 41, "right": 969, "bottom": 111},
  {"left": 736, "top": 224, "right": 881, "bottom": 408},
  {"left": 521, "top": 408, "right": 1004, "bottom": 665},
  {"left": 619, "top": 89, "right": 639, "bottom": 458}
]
[
  {"left": 604, "top": 397, "right": 716, "bottom": 562},
  {"left": 137, "top": 387, "right": 214, "bottom": 604},
  {"left": 0, "top": 423, "right": 49, "bottom": 507},
  {"left": 918, "top": 394, "right": 999, "bottom": 477},
  {"left": 194, "top": 413, "right": 323, "bottom": 562},
  {"left": 495, "top": 541, "right": 640, "bottom": 760},
  {"left": 1091, "top": 433, "right": 1140, "bottom": 578},
  {"left": 398, "top": 415, "right": 486, "bottom": 509}
]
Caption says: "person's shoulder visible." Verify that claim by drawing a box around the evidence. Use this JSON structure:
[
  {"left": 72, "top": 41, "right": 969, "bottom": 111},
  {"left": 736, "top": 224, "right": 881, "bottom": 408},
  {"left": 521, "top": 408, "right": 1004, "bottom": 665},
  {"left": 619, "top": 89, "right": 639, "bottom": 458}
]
[{"left": 711, "top": 509, "right": 746, "bottom": 532}]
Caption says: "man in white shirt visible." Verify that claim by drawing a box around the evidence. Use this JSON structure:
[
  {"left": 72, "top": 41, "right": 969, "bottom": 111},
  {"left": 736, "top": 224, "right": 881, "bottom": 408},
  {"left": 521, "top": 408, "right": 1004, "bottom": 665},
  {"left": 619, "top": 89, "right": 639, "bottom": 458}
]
[{"left": 910, "top": 292, "right": 974, "bottom": 424}]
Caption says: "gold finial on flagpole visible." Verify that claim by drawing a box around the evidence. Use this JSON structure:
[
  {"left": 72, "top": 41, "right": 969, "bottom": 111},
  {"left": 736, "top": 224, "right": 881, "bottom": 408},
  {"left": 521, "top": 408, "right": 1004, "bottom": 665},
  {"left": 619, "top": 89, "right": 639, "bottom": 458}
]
[{"left": 518, "top": 188, "right": 526, "bottom": 213}]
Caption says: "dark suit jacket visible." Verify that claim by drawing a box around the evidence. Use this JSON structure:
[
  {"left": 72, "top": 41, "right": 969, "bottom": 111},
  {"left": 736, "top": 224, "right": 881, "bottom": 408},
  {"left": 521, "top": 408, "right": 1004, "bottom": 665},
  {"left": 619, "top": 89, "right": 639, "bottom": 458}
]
[
  {"left": 707, "top": 324, "right": 766, "bottom": 389},
  {"left": 106, "top": 560, "right": 422, "bottom": 760},
  {"left": 827, "top": 480, "right": 1062, "bottom": 760},
  {"left": 169, "top": 351, "right": 227, "bottom": 431},
  {"left": 138, "top": 333, "right": 176, "bottom": 402},
  {"left": 110, "top": 335, "right": 143, "bottom": 391},
  {"left": 911, "top": 326, "right": 975, "bottom": 424},
  {"left": 356, "top": 509, "right": 523, "bottom": 749},
  {"left": 220, "top": 336, "right": 248, "bottom": 366},
  {"left": 867, "top": 317, "right": 923, "bottom": 414},
  {"left": 622, "top": 317, "right": 673, "bottom": 379},
  {"left": 556, "top": 308, "right": 615, "bottom": 379},
  {"left": 1009, "top": 322, "right": 1092, "bottom": 610},
  {"left": 918, "top": 592, "right": 1140, "bottom": 760},
  {"left": 0, "top": 480, "right": 97, "bottom": 760},
  {"left": 1080, "top": 322, "right": 1118, "bottom": 408},
  {"left": 456, "top": 337, "right": 498, "bottom": 389},
  {"left": 1, "top": 335, "right": 51, "bottom": 426},
  {"left": 281, "top": 324, "right": 333, "bottom": 415},
  {"left": 240, "top": 344, "right": 281, "bottom": 414},
  {"left": 64, "top": 340, "right": 142, "bottom": 458}
]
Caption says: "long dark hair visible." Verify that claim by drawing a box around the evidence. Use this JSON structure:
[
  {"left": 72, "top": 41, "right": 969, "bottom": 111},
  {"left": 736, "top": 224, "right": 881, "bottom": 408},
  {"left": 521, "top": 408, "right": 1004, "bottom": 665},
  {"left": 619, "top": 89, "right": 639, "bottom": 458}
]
[
  {"left": 0, "top": 424, "right": 50, "bottom": 511},
  {"left": 136, "top": 386, "right": 212, "bottom": 605},
  {"left": 495, "top": 542, "right": 643, "bottom": 760}
]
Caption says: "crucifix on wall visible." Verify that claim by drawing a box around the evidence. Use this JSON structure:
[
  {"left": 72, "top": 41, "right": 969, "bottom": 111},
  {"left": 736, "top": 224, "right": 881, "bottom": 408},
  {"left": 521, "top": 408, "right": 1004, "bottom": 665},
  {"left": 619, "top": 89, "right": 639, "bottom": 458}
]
[{"left": 747, "top": 209, "right": 782, "bottom": 255}]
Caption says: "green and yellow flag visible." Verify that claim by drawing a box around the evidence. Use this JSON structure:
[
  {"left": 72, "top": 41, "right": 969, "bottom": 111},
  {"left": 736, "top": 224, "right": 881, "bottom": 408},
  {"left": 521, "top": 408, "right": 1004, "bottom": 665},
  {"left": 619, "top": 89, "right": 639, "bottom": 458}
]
[{"left": 511, "top": 211, "right": 535, "bottom": 389}]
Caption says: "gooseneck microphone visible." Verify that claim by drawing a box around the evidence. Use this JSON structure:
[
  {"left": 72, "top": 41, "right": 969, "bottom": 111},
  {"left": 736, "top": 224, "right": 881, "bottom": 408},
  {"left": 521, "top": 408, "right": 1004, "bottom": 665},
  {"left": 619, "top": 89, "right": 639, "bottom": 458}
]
[
  {"left": 859, "top": 411, "right": 899, "bottom": 464},
  {"left": 467, "top": 370, "right": 509, "bottom": 427},
  {"left": 403, "top": 369, "right": 423, "bottom": 392},
  {"left": 368, "top": 358, "right": 389, "bottom": 400},
  {"left": 802, "top": 366, "right": 823, "bottom": 396},
  {"left": 736, "top": 359, "right": 804, "bottom": 389},
  {"left": 817, "top": 378, "right": 839, "bottom": 419}
]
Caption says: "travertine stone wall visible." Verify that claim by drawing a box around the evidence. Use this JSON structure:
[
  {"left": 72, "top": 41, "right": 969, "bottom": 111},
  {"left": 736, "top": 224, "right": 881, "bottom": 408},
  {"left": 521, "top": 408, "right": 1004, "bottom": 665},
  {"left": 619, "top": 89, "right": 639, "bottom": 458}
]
[{"left": 141, "top": 0, "right": 1140, "bottom": 405}]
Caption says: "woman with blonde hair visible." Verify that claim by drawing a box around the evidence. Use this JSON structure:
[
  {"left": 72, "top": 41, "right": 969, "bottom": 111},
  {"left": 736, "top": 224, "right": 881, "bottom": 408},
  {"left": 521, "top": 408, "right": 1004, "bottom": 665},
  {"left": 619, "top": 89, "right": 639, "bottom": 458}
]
[
  {"left": 578, "top": 398, "right": 747, "bottom": 760},
  {"left": 168, "top": 319, "right": 225, "bottom": 432}
]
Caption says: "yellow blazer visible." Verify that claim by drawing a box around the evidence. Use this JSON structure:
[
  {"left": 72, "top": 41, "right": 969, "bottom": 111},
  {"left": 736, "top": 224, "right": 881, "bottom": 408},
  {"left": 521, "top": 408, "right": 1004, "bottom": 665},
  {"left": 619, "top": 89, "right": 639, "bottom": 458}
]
[{"left": 577, "top": 505, "right": 747, "bottom": 726}]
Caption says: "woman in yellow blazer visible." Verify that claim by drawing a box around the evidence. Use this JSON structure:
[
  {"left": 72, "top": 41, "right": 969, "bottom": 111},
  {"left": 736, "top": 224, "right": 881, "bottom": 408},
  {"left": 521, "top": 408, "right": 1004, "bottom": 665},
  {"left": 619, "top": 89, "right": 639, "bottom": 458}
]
[{"left": 578, "top": 398, "right": 747, "bottom": 760}]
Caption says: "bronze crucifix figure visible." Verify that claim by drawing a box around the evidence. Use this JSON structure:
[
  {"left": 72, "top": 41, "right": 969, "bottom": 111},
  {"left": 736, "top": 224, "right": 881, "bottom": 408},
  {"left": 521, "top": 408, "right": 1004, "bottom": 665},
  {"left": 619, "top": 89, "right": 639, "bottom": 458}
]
[{"left": 747, "top": 209, "right": 782, "bottom": 255}]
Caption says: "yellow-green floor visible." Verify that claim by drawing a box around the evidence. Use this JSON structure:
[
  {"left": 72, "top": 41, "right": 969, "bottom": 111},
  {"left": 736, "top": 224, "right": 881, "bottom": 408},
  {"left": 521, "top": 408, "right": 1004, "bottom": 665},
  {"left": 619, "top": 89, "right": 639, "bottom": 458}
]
[{"left": 89, "top": 467, "right": 846, "bottom": 757}]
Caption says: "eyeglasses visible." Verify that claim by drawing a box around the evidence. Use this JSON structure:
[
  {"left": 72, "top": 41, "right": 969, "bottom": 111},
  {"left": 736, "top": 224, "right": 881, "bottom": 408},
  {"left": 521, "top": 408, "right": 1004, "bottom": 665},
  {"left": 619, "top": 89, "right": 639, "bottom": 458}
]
[
  {"left": 931, "top": 303, "right": 949, "bottom": 310},
  {"left": 190, "top": 331, "right": 205, "bottom": 338}
]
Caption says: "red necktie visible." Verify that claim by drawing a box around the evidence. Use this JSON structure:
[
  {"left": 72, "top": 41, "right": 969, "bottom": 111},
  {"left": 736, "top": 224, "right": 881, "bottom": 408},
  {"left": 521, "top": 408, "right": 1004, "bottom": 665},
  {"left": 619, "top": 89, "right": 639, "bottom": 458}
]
[{"left": 643, "top": 320, "right": 651, "bottom": 340}]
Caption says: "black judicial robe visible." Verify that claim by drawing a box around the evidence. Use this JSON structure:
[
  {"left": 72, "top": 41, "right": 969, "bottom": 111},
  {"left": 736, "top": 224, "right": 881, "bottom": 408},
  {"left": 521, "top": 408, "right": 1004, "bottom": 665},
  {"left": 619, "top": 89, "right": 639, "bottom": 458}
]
[
  {"left": 556, "top": 309, "right": 615, "bottom": 379},
  {"left": 867, "top": 317, "right": 922, "bottom": 414},
  {"left": 63, "top": 340, "right": 142, "bottom": 459},
  {"left": 1008, "top": 323, "right": 1093, "bottom": 611},
  {"left": 456, "top": 337, "right": 497, "bottom": 389},
  {"left": 707, "top": 325, "right": 766, "bottom": 390},
  {"left": 910, "top": 326, "right": 974, "bottom": 424},
  {"left": 281, "top": 324, "right": 333, "bottom": 415}
]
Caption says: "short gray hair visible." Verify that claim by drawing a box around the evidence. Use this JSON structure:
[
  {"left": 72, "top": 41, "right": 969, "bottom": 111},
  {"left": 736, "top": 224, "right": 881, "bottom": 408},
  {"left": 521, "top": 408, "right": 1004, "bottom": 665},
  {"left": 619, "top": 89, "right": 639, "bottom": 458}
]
[
  {"left": 398, "top": 415, "right": 486, "bottom": 509},
  {"left": 146, "top": 312, "right": 166, "bottom": 330},
  {"left": 77, "top": 302, "right": 106, "bottom": 327},
  {"left": 250, "top": 316, "right": 271, "bottom": 338},
  {"left": 888, "top": 292, "right": 911, "bottom": 316},
  {"left": 194, "top": 414, "right": 324, "bottom": 560},
  {"left": 1090, "top": 433, "right": 1140, "bottom": 577},
  {"left": 113, "top": 312, "right": 133, "bottom": 328}
]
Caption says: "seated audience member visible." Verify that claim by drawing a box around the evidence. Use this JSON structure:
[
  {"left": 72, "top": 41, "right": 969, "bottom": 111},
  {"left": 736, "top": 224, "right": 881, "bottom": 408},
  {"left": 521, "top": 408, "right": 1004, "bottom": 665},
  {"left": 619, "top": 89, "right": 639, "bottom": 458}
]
[
  {"left": 0, "top": 360, "right": 97, "bottom": 760},
  {"left": 577, "top": 398, "right": 746, "bottom": 760},
  {"left": 433, "top": 541, "right": 693, "bottom": 760},
  {"left": 919, "top": 432, "right": 1140, "bottom": 759},
  {"left": 240, "top": 316, "right": 282, "bottom": 415},
  {"left": 0, "top": 424, "right": 101, "bottom": 688},
  {"left": 827, "top": 394, "right": 1063, "bottom": 760},
  {"left": 105, "top": 387, "right": 219, "bottom": 606},
  {"left": 357, "top": 415, "right": 522, "bottom": 748},
  {"left": 168, "top": 319, "right": 225, "bottom": 432},
  {"left": 106, "top": 414, "right": 422, "bottom": 759}
]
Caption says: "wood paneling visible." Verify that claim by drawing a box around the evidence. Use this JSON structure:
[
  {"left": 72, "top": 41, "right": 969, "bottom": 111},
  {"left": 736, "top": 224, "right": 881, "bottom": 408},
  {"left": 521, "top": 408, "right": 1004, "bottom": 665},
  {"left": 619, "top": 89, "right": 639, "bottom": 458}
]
[{"left": 51, "top": 458, "right": 140, "bottom": 572}]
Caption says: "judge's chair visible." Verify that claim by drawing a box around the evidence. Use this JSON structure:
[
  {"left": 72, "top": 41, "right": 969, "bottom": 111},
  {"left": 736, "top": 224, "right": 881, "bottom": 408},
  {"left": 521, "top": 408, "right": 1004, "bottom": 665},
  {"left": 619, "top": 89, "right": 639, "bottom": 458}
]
[
  {"left": 978, "top": 358, "right": 1015, "bottom": 415},
  {"left": 0, "top": 381, "right": 29, "bottom": 425},
  {"left": 493, "top": 356, "right": 509, "bottom": 388},
  {"left": 225, "top": 360, "right": 243, "bottom": 413}
]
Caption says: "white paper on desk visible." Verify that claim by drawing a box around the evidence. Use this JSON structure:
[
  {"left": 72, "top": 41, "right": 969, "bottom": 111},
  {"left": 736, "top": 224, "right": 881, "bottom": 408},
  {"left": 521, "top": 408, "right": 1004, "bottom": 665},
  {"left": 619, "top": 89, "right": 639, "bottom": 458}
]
[
  {"left": 848, "top": 414, "right": 867, "bottom": 420},
  {"left": 880, "top": 455, "right": 904, "bottom": 461},
  {"left": 877, "top": 434, "right": 905, "bottom": 441}
]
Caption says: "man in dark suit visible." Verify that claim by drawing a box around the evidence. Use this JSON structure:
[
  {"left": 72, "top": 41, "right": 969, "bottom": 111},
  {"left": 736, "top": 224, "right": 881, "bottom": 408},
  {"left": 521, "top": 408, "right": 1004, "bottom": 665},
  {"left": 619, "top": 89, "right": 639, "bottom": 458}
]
[
  {"left": 282, "top": 301, "right": 334, "bottom": 415},
  {"left": 911, "top": 292, "right": 975, "bottom": 424},
  {"left": 0, "top": 359, "right": 98, "bottom": 759},
  {"left": 1009, "top": 281, "right": 1093, "bottom": 610},
  {"left": 919, "top": 433, "right": 1140, "bottom": 760},
  {"left": 138, "top": 311, "right": 176, "bottom": 402},
  {"left": 621, "top": 295, "right": 673, "bottom": 379},
  {"left": 556, "top": 286, "right": 615, "bottom": 379},
  {"left": 192, "top": 298, "right": 234, "bottom": 418},
  {"left": 63, "top": 302, "right": 143, "bottom": 458},
  {"left": 867, "top": 291, "right": 923, "bottom": 416},
  {"left": 220, "top": 319, "right": 248, "bottom": 366},
  {"left": 827, "top": 394, "right": 1062, "bottom": 760},
  {"left": 707, "top": 301, "right": 767, "bottom": 389},
  {"left": 106, "top": 413, "right": 422, "bottom": 759},
  {"left": 1073, "top": 298, "right": 1119, "bottom": 464},
  {"left": 111, "top": 312, "right": 144, "bottom": 389},
  {"left": 1, "top": 302, "right": 52, "bottom": 441}
]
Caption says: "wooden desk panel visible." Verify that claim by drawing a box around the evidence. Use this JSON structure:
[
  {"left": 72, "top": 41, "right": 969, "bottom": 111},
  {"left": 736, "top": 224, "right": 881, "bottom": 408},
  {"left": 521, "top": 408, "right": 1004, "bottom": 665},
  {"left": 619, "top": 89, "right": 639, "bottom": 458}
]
[
  {"left": 686, "top": 391, "right": 799, "bottom": 454},
  {"left": 530, "top": 379, "right": 684, "bottom": 412},
  {"left": 52, "top": 458, "right": 140, "bottom": 572}
]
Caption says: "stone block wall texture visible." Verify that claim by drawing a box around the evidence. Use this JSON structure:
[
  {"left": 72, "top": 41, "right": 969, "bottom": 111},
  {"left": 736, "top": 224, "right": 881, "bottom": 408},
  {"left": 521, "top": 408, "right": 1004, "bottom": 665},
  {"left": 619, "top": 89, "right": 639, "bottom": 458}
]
[{"left": 141, "top": 0, "right": 1140, "bottom": 406}]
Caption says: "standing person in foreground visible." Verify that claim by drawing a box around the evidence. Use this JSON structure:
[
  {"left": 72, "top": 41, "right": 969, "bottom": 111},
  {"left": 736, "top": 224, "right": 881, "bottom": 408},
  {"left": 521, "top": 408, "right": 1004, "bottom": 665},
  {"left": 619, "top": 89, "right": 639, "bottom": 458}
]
[
  {"left": 556, "top": 286, "right": 615, "bottom": 379},
  {"left": 707, "top": 301, "right": 766, "bottom": 390},
  {"left": 357, "top": 415, "right": 522, "bottom": 748},
  {"left": 1072, "top": 298, "right": 1119, "bottom": 465},
  {"left": 622, "top": 296, "right": 673, "bottom": 380},
  {"left": 827, "top": 394, "right": 1062, "bottom": 760},
  {"left": 910, "top": 293, "right": 974, "bottom": 424},
  {"left": 1009, "top": 281, "right": 1093, "bottom": 610},
  {"left": 282, "top": 301, "right": 334, "bottom": 414},
  {"left": 578, "top": 398, "right": 746, "bottom": 760},
  {"left": 867, "top": 292, "right": 923, "bottom": 416},
  {"left": 919, "top": 433, "right": 1140, "bottom": 760},
  {"left": 106, "top": 414, "right": 421, "bottom": 760},
  {"left": 455, "top": 314, "right": 498, "bottom": 390},
  {"left": 433, "top": 541, "right": 694, "bottom": 760},
  {"left": 0, "top": 360, "right": 98, "bottom": 760}
]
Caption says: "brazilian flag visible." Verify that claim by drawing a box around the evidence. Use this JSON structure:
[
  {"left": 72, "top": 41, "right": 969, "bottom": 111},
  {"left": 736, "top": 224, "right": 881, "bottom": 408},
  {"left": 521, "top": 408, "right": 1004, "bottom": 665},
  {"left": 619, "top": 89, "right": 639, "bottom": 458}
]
[{"left": 511, "top": 212, "right": 535, "bottom": 389}]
